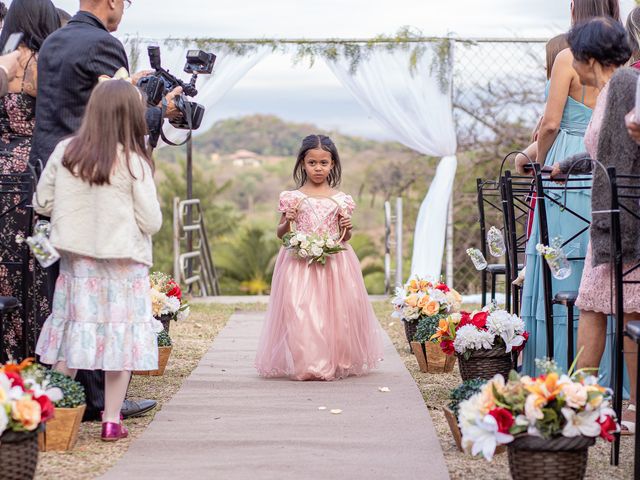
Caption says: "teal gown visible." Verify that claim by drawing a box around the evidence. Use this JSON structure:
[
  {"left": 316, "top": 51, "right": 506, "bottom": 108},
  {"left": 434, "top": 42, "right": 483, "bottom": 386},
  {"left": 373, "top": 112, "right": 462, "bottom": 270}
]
[{"left": 521, "top": 86, "right": 593, "bottom": 375}]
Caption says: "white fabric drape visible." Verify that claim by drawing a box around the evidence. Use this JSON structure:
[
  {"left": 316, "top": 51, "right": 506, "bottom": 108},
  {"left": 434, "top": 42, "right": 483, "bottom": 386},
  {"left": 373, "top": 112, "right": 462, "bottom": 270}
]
[
  {"left": 325, "top": 45, "right": 457, "bottom": 282},
  {"left": 123, "top": 40, "right": 270, "bottom": 146}
]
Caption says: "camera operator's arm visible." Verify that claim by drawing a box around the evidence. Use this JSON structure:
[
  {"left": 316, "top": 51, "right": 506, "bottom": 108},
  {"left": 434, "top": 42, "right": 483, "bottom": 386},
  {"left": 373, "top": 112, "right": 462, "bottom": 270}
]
[
  {"left": 145, "top": 87, "right": 183, "bottom": 148},
  {"left": 164, "top": 86, "right": 183, "bottom": 120}
]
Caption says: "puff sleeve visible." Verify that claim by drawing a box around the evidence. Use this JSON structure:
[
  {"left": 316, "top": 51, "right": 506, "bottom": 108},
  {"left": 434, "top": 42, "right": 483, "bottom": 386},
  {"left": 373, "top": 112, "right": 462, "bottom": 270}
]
[{"left": 278, "top": 191, "right": 296, "bottom": 213}]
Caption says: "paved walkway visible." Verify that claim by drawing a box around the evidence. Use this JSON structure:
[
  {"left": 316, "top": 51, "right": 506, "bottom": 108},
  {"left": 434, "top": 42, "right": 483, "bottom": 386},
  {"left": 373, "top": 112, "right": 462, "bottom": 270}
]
[{"left": 102, "top": 312, "right": 449, "bottom": 480}]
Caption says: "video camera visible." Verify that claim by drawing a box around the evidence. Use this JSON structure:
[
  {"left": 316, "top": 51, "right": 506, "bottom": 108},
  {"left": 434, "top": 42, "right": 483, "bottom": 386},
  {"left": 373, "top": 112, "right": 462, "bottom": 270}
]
[{"left": 137, "top": 45, "right": 216, "bottom": 130}]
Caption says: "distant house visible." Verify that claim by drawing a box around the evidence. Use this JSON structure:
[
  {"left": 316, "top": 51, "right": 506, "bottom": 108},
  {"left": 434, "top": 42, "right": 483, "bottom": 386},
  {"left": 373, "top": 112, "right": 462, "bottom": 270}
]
[{"left": 230, "top": 149, "right": 262, "bottom": 168}]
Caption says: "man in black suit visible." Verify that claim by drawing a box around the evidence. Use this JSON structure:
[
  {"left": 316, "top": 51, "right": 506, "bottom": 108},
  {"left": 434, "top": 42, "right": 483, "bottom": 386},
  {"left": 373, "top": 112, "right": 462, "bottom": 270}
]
[{"left": 30, "top": 0, "right": 180, "bottom": 421}]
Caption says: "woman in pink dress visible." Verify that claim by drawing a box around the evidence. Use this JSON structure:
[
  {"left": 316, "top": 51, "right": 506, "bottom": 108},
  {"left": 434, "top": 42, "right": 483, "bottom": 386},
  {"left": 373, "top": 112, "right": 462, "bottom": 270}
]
[{"left": 255, "top": 134, "right": 384, "bottom": 381}]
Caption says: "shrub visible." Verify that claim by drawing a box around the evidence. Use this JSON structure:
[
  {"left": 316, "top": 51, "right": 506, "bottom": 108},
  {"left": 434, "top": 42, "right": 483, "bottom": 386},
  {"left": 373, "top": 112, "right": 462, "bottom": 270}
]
[
  {"left": 46, "top": 371, "right": 86, "bottom": 409},
  {"left": 158, "top": 329, "right": 172, "bottom": 347},
  {"left": 448, "top": 379, "right": 486, "bottom": 416}
]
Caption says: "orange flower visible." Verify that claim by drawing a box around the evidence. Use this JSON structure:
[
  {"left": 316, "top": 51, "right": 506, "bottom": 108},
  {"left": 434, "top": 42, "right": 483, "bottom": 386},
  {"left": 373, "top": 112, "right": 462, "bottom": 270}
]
[
  {"left": 405, "top": 294, "right": 420, "bottom": 308},
  {"left": 11, "top": 396, "right": 42, "bottom": 431},
  {"left": 408, "top": 280, "right": 420, "bottom": 293},
  {"left": 417, "top": 295, "right": 430, "bottom": 309},
  {"left": 419, "top": 280, "right": 431, "bottom": 292},
  {"left": 423, "top": 300, "right": 441, "bottom": 317},
  {"left": 0, "top": 358, "right": 34, "bottom": 374},
  {"left": 525, "top": 373, "right": 562, "bottom": 404},
  {"left": 430, "top": 318, "right": 451, "bottom": 341}
]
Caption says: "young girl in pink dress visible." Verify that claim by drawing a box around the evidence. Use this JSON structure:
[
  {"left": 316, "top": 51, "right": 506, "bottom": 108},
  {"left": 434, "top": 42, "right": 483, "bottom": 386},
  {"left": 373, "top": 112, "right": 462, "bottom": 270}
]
[{"left": 255, "top": 135, "right": 384, "bottom": 381}]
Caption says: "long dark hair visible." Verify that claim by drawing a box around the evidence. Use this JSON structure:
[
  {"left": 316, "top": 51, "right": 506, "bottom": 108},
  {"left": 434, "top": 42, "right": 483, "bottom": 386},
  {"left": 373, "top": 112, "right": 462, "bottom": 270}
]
[
  {"left": 546, "top": 34, "right": 569, "bottom": 79},
  {"left": 63, "top": 80, "right": 153, "bottom": 186},
  {"left": 0, "top": 0, "right": 60, "bottom": 53},
  {"left": 572, "top": 0, "right": 620, "bottom": 25},
  {"left": 293, "top": 135, "right": 342, "bottom": 188},
  {"left": 626, "top": 7, "right": 640, "bottom": 62}
]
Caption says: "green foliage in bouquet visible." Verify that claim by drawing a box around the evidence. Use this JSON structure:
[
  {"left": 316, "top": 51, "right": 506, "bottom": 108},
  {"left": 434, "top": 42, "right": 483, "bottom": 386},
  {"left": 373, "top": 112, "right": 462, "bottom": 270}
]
[
  {"left": 413, "top": 314, "right": 446, "bottom": 343},
  {"left": 46, "top": 371, "right": 86, "bottom": 408},
  {"left": 448, "top": 379, "right": 486, "bottom": 416},
  {"left": 158, "top": 329, "right": 173, "bottom": 347}
]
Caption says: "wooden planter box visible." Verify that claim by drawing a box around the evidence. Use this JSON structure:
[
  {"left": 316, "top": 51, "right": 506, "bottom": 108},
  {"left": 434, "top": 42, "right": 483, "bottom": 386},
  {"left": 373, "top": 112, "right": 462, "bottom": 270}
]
[
  {"left": 133, "top": 346, "right": 172, "bottom": 376},
  {"left": 410, "top": 341, "right": 456, "bottom": 374},
  {"left": 38, "top": 405, "right": 86, "bottom": 451},
  {"left": 443, "top": 406, "right": 464, "bottom": 452}
]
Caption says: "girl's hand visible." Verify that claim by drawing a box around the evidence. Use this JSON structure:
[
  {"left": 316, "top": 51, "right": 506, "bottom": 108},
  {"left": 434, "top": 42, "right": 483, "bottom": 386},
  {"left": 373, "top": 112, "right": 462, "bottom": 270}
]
[
  {"left": 339, "top": 216, "right": 353, "bottom": 231},
  {"left": 284, "top": 206, "right": 297, "bottom": 222}
]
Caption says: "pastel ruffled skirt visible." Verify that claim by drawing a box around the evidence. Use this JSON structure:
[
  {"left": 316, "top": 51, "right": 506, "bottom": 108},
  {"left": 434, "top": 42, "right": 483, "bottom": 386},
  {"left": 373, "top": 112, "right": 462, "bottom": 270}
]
[
  {"left": 36, "top": 253, "right": 162, "bottom": 371},
  {"left": 255, "top": 246, "right": 384, "bottom": 381}
]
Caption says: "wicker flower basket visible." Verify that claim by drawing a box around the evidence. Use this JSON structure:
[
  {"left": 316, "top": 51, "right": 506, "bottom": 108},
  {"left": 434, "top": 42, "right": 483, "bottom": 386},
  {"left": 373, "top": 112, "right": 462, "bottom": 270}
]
[
  {"left": 507, "top": 435, "right": 595, "bottom": 480},
  {"left": 410, "top": 341, "right": 456, "bottom": 374},
  {"left": 403, "top": 320, "right": 418, "bottom": 347},
  {"left": 133, "top": 346, "right": 172, "bottom": 376},
  {"left": 38, "top": 405, "right": 86, "bottom": 452},
  {"left": 457, "top": 345, "right": 513, "bottom": 381},
  {"left": 0, "top": 430, "right": 39, "bottom": 480}
]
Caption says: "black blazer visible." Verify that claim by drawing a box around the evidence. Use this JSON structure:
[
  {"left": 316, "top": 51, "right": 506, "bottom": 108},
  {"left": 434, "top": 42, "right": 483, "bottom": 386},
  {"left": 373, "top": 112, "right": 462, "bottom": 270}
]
[{"left": 30, "top": 11, "right": 161, "bottom": 166}]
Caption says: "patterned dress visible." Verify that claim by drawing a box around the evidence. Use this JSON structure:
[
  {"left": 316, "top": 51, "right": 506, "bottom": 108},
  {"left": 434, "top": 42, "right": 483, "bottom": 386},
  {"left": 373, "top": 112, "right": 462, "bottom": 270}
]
[{"left": 0, "top": 87, "right": 52, "bottom": 361}]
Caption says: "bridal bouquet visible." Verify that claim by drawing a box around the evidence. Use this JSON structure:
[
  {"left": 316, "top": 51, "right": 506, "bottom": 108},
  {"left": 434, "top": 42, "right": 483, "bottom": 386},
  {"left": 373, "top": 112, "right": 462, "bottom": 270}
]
[
  {"left": 0, "top": 359, "right": 62, "bottom": 435},
  {"left": 150, "top": 272, "right": 190, "bottom": 321},
  {"left": 457, "top": 360, "right": 619, "bottom": 461},
  {"left": 431, "top": 304, "right": 529, "bottom": 357},
  {"left": 282, "top": 231, "right": 345, "bottom": 265}
]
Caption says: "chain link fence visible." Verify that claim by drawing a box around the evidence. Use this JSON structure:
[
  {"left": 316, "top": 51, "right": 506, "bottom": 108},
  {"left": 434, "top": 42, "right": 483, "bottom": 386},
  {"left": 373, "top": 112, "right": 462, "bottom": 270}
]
[{"left": 450, "top": 39, "right": 547, "bottom": 293}]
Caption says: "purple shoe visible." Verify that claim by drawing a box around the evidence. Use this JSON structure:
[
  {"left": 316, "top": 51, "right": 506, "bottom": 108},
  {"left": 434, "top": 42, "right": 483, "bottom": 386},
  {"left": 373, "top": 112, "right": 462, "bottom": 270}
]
[{"left": 101, "top": 422, "right": 129, "bottom": 442}]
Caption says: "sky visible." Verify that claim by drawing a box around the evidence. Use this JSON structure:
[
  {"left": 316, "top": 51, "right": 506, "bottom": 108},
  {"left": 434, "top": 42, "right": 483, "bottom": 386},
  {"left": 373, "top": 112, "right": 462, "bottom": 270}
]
[{"left": 46, "top": 0, "right": 637, "bottom": 140}]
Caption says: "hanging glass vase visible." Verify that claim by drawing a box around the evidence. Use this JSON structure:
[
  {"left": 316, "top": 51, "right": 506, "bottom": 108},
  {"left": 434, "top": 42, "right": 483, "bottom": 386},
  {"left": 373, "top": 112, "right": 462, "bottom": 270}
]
[
  {"left": 487, "top": 226, "right": 507, "bottom": 257},
  {"left": 466, "top": 248, "right": 488, "bottom": 271},
  {"left": 16, "top": 220, "right": 60, "bottom": 268},
  {"left": 536, "top": 237, "right": 571, "bottom": 280}
]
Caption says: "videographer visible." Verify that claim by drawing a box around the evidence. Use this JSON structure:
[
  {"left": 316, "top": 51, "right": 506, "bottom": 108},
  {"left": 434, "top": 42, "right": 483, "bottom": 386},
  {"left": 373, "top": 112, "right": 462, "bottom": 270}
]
[{"left": 29, "top": 0, "right": 181, "bottom": 422}]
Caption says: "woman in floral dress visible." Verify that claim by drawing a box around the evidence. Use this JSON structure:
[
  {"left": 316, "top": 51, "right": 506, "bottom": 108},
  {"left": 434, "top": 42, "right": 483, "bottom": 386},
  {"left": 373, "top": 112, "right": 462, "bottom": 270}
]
[{"left": 0, "top": 0, "right": 60, "bottom": 360}]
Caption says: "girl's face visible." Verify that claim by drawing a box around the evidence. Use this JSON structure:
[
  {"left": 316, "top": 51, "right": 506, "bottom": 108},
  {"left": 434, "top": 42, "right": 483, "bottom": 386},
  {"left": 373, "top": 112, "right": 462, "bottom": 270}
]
[{"left": 303, "top": 148, "right": 333, "bottom": 185}]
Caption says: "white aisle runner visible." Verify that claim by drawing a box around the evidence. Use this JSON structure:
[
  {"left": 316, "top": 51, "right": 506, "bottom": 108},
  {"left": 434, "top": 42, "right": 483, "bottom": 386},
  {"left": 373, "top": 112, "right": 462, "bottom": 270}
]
[{"left": 101, "top": 312, "right": 449, "bottom": 480}]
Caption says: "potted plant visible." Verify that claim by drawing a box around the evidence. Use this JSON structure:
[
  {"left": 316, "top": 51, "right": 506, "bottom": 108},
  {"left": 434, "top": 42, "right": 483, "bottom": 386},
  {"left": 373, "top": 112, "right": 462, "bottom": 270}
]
[
  {"left": 431, "top": 303, "right": 529, "bottom": 381},
  {"left": 391, "top": 276, "right": 462, "bottom": 360},
  {"left": 36, "top": 370, "right": 86, "bottom": 451},
  {"left": 411, "top": 315, "right": 456, "bottom": 374},
  {"left": 457, "top": 359, "right": 618, "bottom": 480},
  {"left": 444, "top": 379, "right": 486, "bottom": 452},
  {"left": 133, "top": 330, "right": 173, "bottom": 377},
  {"left": 150, "top": 272, "right": 190, "bottom": 334},
  {"left": 0, "top": 359, "right": 60, "bottom": 479}
]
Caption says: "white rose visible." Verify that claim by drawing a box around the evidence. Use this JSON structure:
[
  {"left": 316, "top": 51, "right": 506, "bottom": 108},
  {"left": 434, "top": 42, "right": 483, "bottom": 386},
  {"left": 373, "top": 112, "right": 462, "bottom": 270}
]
[
  {"left": 289, "top": 236, "right": 299, "bottom": 246},
  {"left": 326, "top": 238, "right": 336, "bottom": 248},
  {"left": 296, "top": 233, "right": 306, "bottom": 242},
  {"left": 299, "top": 249, "right": 309, "bottom": 258},
  {"left": 311, "top": 246, "right": 323, "bottom": 257}
]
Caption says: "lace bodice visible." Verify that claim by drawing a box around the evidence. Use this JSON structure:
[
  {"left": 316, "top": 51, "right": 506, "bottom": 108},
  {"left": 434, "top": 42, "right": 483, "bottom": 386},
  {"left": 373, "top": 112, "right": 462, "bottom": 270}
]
[{"left": 279, "top": 190, "right": 355, "bottom": 239}]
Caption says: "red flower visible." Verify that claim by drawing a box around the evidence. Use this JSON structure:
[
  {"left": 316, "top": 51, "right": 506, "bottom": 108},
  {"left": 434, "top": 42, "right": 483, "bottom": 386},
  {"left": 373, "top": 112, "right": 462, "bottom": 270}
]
[
  {"left": 5, "top": 371, "right": 24, "bottom": 389},
  {"left": 513, "top": 331, "right": 530, "bottom": 354},
  {"left": 471, "top": 311, "right": 489, "bottom": 330},
  {"left": 166, "top": 280, "right": 182, "bottom": 300},
  {"left": 440, "top": 340, "right": 455, "bottom": 355},
  {"left": 598, "top": 415, "right": 618, "bottom": 442},
  {"left": 435, "top": 283, "right": 450, "bottom": 293},
  {"left": 488, "top": 408, "right": 514, "bottom": 434},
  {"left": 34, "top": 394, "right": 55, "bottom": 423},
  {"left": 457, "top": 311, "right": 472, "bottom": 329}
]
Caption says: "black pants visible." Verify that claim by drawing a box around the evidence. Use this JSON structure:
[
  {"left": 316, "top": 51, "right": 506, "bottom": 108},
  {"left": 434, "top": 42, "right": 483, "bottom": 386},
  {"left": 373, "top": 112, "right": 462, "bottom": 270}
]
[{"left": 76, "top": 369, "right": 105, "bottom": 421}]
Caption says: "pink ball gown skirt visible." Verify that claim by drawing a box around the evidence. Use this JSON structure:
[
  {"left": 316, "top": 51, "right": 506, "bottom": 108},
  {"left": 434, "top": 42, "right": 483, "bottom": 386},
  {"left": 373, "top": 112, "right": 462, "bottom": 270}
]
[
  {"left": 255, "top": 190, "right": 384, "bottom": 381},
  {"left": 255, "top": 245, "right": 384, "bottom": 381}
]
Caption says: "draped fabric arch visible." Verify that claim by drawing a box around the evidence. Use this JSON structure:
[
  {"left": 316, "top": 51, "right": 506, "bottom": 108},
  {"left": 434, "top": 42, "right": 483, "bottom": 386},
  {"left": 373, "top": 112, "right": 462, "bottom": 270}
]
[
  {"left": 124, "top": 38, "right": 458, "bottom": 282},
  {"left": 325, "top": 46, "right": 457, "bottom": 283}
]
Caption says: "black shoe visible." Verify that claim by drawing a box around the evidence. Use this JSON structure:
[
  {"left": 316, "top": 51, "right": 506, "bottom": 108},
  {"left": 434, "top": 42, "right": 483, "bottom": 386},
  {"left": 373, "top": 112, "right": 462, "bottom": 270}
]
[{"left": 120, "top": 399, "right": 157, "bottom": 419}]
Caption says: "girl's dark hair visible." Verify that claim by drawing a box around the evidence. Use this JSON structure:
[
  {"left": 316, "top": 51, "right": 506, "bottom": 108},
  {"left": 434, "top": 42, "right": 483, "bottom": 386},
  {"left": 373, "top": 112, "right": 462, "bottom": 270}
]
[
  {"left": 572, "top": 0, "right": 621, "bottom": 25},
  {"left": 57, "top": 8, "right": 72, "bottom": 27},
  {"left": 0, "top": 0, "right": 60, "bottom": 53},
  {"left": 63, "top": 80, "right": 153, "bottom": 186},
  {"left": 293, "top": 135, "right": 342, "bottom": 188},
  {"left": 568, "top": 16, "right": 631, "bottom": 67}
]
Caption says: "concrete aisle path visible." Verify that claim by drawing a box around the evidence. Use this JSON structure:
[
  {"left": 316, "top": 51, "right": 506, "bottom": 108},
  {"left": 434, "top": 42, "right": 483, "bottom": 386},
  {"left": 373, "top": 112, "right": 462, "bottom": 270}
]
[{"left": 102, "top": 312, "right": 449, "bottom": 480}]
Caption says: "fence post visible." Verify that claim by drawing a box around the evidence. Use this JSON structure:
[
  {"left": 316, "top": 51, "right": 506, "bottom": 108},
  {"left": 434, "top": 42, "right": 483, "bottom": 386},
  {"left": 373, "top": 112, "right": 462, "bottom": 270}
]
[{"left": 395, "top": 197, "right": 403, "bottom": 287}]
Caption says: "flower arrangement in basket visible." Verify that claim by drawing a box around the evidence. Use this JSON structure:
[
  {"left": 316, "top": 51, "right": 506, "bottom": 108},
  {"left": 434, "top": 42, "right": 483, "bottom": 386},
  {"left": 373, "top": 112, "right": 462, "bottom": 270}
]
[
  {"left": 282, "top": 195, "right": 348, "bottom": 265},
  {"left": 443, "top": 379, "right": 487, "bottom": 452},
  {"left": 21, "top": 364, "right": 86, "bottom": 451},
  {"left": 430, "top": 303, "right": 529, "bottom": 381},
  {"left": 391, "top": 277, "right": 462, "bottom": 373},
  {"left": 150, "top": 272, "right": 190, "bottom": 331},
  {"left": 457, "top": 359, "right": 618, "bottom": 480},
  {"left": 0, "top": 359, "right": 62, "bottom": 478}
]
